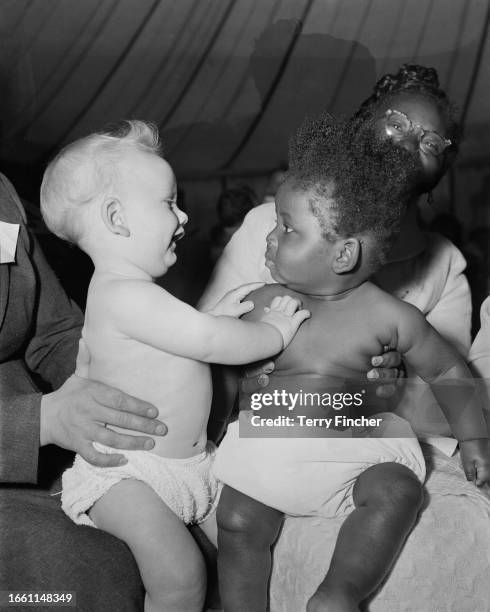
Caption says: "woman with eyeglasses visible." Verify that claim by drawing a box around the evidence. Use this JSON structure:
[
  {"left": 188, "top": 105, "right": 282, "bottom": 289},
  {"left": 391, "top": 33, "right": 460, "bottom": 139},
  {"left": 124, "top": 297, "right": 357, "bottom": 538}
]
[
  {"left": 202, "top": 63, "right": 470, "bottom": 440},
  {"left": 350, "top": 64, "right": 469, "bottom": 435}
]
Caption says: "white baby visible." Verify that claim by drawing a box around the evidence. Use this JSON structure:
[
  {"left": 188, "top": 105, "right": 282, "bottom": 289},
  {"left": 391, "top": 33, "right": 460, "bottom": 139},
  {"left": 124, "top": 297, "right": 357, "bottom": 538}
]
[{"left": 40, "top": 120, "right": 309, "bottom": 612}]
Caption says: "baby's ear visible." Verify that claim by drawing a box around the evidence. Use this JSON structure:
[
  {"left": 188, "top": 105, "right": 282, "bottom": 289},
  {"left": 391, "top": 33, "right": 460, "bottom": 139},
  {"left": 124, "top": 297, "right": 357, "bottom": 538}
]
[
  {"left": 332, "top": 238, "right": 360, "bottom": 274},
  {"left": 101, "top": 197, "right": 130, "bottom": 237}
]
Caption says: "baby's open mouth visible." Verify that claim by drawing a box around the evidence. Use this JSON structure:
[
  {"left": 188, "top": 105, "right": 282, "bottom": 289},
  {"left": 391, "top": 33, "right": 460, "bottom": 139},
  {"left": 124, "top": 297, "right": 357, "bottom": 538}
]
[
  {"left": 173, "top": 228, "right": 185, "bottom": 242},
  {"left": 169, "top": 228, "right": 185, "bottom": 252}
]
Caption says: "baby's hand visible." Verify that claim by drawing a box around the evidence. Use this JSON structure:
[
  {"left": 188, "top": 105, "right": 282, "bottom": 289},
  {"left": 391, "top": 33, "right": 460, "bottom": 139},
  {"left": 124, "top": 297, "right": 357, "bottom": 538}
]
[
  {"left": 459, "top": 438, "right": 490, "bottom": 488},
  {"left": 206, "top": 282, "right": 265, "bottom": 318},
  {"left": 260, "top": 295, "right": 310, "bottom": 348}
]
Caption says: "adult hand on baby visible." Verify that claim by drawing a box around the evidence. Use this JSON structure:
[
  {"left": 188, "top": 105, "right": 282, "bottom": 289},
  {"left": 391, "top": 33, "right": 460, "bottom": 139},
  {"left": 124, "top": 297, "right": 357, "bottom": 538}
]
[
  {"left": 368, "top": 348, "right": 406, "bottom": 398},
  {"left": 241, "top": 360, "right": 276, "bottom": 394},
  {"left": 206, "top": 282, "right": 266, "bottom": 317},
  {"left": 459, "top": 438, "right": 490, "bottom": 489},
  {"left": 260, "top": 295, "right": 310, "bottom": 348},
  {"left": 240, "top": 347, "right": 404, "bottom": 397},
  {"left": 40, "top": 375, "right": 167, "bottom": 467}
]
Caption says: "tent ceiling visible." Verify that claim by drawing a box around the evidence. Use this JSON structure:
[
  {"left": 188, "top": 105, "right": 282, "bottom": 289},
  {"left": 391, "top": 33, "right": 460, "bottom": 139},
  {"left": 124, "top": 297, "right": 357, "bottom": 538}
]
[{"left": 0, "top": 0, "right": 488, "bottom": 178}]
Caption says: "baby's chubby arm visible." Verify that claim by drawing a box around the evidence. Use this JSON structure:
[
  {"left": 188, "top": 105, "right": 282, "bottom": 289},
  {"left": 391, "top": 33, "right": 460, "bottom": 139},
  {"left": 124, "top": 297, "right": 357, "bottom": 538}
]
[
  {"left": 105, "top": 280, "right": 309, "bottom": 365},
  {"left": 395, "top": 301, "right": 490, "bottom": 486}
]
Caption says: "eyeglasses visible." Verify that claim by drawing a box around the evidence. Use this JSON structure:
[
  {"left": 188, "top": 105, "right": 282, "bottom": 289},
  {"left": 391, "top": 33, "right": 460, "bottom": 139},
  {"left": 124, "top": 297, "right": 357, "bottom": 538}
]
[{"left": 383, "top": 109, "right": 451, "bottom": 157}]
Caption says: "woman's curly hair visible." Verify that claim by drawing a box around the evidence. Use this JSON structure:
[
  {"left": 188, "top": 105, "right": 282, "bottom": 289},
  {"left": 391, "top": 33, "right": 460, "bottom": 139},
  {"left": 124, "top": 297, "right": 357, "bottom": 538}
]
[
  {"left": 287, "top": 113, "right": 419, "bottom": 270},
  {"left": 353, "top": 64, "right": 461, "bottom": 153}
]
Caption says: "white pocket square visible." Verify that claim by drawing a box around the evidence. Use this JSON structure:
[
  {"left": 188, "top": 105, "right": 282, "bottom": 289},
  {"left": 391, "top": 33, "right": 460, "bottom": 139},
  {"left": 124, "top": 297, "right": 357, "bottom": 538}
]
[{"left": 0, "top": 221, "right": 20, "bottom": 263}]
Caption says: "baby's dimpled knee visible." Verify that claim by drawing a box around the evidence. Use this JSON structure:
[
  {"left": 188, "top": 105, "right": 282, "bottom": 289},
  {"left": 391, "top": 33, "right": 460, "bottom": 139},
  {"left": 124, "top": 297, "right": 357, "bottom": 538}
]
[
  {"left": 217, "top": 498, "right": 255, "bottom": 536},
  {"left": 217, "top": 487, "right": 280, "bottom": 548},
  {"left": 384, "top": 466, "right": 424, "bottom": 511},
  {"left": 355, "top": 462, "right": 424, "bottom": 513}
]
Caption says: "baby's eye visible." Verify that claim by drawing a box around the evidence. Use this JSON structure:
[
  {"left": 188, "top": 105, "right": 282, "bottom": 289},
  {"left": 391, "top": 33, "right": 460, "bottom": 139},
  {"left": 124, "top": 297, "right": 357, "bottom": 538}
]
[{"left": 283, "top": 224, "right": 293, "bottom": 234}]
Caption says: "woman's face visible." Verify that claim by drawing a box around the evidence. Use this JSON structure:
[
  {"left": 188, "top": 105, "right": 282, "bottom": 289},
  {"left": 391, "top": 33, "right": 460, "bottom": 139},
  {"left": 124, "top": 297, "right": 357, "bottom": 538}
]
[{"left": 374, "top": 92, "right": 450, "bottom": 193}]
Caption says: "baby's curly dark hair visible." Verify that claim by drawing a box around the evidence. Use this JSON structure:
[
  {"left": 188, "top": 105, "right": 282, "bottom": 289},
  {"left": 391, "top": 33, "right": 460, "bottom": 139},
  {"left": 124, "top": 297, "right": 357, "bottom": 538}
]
[
  {"left": 353, "top": 64, "right": 461, "bottom": 153},
  {"left": 287, "top": 113, "right": 419, "bottom": 270}
]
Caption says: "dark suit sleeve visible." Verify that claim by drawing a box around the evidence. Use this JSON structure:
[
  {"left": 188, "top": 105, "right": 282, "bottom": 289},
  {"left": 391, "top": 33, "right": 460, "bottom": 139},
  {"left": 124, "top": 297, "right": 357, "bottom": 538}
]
[
  {"left": 0, "top": 389, "right": 41, "bottom": 483},
  {"left": 3, "top": 175, "right": 83, "bottom": 390},
  {"left": 22, "top": 230, "right": 84, "bottom": 391},
  {"left": 0, "top": 176, "right": 83, "bottom": 483}
]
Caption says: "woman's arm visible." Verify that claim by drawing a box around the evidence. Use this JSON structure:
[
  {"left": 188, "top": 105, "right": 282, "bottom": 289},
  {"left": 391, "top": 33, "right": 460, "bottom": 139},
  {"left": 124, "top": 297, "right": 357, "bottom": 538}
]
[
  {"left": 198, "top": 203, "right": 275, "bottom": 312},
  {"left": 425, "top": 263, "right": 472, "bottom": 358}
]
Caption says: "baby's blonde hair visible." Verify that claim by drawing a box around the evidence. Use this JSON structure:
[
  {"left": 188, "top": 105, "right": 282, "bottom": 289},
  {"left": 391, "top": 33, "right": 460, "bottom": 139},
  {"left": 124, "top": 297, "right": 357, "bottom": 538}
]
[{"left": 40, "top": 120, "right": 161, "bottom": 243}]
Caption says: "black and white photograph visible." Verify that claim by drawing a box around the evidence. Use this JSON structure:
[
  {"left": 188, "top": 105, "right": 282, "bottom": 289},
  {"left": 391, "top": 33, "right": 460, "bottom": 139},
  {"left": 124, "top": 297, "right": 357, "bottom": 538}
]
[{"left": 1, "top": 1, "right": 489, "bottom": 611}]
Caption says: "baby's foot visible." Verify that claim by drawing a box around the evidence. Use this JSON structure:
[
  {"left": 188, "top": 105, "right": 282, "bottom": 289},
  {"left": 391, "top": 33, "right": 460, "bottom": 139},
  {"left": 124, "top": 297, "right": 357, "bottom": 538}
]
[{"left": 306, "top": 587, "right": 360, "bottom": 612}]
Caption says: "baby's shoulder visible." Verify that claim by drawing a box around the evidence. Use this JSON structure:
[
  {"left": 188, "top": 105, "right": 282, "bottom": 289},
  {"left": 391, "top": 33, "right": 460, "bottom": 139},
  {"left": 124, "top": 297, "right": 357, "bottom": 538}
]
[
  {"left": 361, "top": 282, "right": 424, "bottom": 326},
  {"left": 88, "top": 277, "right": 173, "bottom": 318}
]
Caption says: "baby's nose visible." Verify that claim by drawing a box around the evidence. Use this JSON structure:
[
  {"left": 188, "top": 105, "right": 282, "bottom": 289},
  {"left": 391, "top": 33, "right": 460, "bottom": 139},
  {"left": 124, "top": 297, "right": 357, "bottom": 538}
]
[
  {"left": 266, "top": 238, "right": 276, "bottom": 252},
  {"left": 266, "top": 228, "right": 278, "bottom": 245},
  {"left": 177, "top": 209, "right": 188, "bottom": 226}
]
